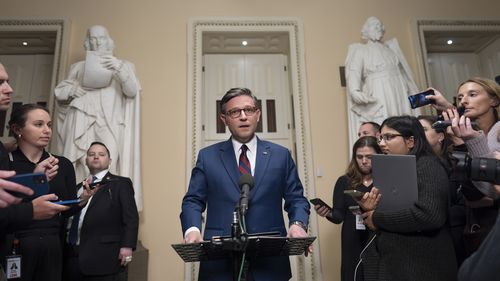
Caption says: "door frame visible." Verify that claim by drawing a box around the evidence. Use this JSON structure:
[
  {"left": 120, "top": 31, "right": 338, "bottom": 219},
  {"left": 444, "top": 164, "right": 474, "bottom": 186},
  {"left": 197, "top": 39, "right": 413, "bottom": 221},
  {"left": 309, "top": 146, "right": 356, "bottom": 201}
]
[
  {"left": 186, "top": 17, "right": 321, "bottom": 281},
  {"left": 411, "top": 18, "right": 500, "bottom": 90},
  {"left": 0, "top": 18, "right": 71, "bottom": 148}
]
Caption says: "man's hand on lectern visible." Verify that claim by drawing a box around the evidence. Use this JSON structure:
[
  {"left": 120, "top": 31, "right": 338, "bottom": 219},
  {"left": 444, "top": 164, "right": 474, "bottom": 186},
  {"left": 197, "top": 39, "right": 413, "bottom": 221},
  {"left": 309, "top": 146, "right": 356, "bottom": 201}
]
[
  {"left": 184, "top": 231, "right": 203, "bottom": 244},
  {"left": 287, "top": 224, "right": 313, "bottom": 257}
]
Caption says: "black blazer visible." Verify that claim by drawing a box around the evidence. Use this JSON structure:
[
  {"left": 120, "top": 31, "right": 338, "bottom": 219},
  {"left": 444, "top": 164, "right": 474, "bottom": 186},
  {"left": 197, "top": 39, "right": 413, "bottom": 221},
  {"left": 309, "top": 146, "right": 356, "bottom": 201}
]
[{"left": 77, "top": 172, "right": 139, "bottom": 275}]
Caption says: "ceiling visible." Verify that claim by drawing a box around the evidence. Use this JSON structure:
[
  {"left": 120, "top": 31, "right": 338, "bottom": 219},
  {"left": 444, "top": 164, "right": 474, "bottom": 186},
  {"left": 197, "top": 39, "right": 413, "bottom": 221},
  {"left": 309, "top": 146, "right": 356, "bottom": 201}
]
[
  {"left": 425, "top": 30, "right": 500, "bottom": 53},
  {"left": 0, "top": 30, "right": 499, "bottom": 55},
  {"left": 0, "top": 31, "right": 56, "bottom": 55}
]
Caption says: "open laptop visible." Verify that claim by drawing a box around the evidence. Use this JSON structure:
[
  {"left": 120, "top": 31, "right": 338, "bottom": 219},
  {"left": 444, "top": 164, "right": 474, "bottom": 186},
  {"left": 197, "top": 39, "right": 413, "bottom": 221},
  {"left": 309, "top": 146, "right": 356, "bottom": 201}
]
[{"left": 372, "top": 154, "right": 418, "bottom": 212}]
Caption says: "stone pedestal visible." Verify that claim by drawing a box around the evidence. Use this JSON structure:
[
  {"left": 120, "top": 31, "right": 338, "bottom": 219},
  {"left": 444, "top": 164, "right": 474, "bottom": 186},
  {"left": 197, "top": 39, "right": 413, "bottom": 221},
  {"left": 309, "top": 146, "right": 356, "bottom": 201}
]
[{"left": 128, "top": 240, "right": 148, "bottom": 281}]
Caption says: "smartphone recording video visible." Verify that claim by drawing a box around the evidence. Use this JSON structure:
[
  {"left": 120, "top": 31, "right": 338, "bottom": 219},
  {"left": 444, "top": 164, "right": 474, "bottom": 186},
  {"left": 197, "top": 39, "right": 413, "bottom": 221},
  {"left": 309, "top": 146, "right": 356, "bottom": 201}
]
[{"left": 408, "top": 89, "right": 435, "bottom": 109}]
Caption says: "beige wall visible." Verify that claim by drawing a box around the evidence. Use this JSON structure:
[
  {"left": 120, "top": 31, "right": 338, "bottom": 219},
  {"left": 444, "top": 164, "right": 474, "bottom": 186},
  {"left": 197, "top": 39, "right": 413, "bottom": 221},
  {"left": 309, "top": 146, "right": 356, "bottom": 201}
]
[{"left": 2, "top": 1, "right": 499, "bottom": 280}]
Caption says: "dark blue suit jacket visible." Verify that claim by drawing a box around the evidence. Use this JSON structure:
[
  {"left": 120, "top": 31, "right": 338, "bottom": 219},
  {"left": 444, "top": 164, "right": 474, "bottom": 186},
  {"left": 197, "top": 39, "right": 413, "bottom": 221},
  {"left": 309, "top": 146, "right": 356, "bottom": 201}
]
[{"left": 180, "top": 138, "right": 310, "bottom": 281}]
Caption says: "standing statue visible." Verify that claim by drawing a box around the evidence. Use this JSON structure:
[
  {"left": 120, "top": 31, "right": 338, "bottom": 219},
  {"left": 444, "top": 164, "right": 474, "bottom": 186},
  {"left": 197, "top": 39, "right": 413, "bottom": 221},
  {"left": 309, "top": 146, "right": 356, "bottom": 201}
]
[
  {"left": 54, "top": 25, "right": 142, "bottom": 209},
  {"left": 345, "top": 16, "right": 418, "bottom": 149}
]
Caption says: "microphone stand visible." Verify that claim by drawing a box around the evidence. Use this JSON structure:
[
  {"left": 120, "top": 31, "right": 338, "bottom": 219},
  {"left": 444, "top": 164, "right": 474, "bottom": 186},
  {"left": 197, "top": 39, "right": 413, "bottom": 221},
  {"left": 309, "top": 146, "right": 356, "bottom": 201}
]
[{"left": 231, "top": 207, "right": 248, "bottom": 281}]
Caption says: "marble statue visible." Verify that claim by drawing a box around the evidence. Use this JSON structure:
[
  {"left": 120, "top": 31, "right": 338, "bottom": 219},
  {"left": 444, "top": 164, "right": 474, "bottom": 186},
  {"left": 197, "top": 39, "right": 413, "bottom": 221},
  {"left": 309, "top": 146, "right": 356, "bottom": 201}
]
[
  {"left": 345, "top": 16, "right": 418, "bottom": 149},
  {"left": 54, "top": 25, "right": 142, "bottom": 209}
]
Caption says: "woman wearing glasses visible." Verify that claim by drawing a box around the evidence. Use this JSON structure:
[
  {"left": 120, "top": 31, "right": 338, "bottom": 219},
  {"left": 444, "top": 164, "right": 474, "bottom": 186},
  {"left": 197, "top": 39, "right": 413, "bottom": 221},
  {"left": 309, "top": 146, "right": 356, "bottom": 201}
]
[{"left": 358, "top": 116, "right": 457, "bottom": 281}]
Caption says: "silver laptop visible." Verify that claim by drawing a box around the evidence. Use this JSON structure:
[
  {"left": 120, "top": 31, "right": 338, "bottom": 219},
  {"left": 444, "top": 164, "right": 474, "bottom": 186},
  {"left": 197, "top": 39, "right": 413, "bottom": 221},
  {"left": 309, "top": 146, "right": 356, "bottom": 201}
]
[{"left": 372, "top": 154, "right": 418, "bottom": 212}]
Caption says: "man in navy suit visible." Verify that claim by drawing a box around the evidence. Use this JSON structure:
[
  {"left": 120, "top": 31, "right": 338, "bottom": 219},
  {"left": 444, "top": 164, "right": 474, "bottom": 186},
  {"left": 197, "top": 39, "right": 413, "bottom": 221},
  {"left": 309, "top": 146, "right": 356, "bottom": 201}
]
[{"left": 180, "top": 88, "right": 310, "bottom": 281}]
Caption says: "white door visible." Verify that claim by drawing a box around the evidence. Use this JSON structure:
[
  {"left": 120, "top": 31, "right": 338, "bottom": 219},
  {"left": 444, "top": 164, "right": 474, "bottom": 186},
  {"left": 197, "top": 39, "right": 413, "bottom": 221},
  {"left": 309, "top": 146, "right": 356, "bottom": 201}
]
[
  {"left": 203, "top": 54, "right": 294, "bottom": 152},
  {"left": 203, "top": 53, "right": 301, "bottom": 281},
  {"left": 0, "top": 54, "right": 54, "bottom": 140}
]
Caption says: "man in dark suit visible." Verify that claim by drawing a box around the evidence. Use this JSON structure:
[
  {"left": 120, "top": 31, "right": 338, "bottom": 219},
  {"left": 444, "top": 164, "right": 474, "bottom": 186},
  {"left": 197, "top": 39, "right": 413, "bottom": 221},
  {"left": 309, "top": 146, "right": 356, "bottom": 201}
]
[
  {"left": 63, "top": 141, "right": 139, "bottom": 281},
  {"left": 180, "top": 88, "right": 311, "bottom": 281}
]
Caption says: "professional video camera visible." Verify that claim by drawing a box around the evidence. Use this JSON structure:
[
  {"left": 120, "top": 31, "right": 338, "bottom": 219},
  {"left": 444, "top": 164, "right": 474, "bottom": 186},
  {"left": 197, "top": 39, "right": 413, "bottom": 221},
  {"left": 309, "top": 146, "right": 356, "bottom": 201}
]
[{"left": 452, "top": 152, "right": 500, "bottom": 184}]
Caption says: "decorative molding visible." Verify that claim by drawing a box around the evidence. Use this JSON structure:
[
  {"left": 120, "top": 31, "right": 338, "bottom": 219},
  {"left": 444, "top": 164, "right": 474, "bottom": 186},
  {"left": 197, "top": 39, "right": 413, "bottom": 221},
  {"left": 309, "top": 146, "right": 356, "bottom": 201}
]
[
  {"left": 411, "top": 18, "right": 500, "bottom": 90},
  {"left": 0, "top": 18, "right": 70, "bottom": 146},
  {"left": 186, "top": 17, "right": 321, "bottom": 281}
]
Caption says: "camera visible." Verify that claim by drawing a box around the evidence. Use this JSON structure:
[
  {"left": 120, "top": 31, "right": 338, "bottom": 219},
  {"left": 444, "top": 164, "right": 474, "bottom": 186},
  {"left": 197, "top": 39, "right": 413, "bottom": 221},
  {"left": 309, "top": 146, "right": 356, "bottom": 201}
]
[{"left": 452, "top": 152, "right": 500, "bottom": 184}]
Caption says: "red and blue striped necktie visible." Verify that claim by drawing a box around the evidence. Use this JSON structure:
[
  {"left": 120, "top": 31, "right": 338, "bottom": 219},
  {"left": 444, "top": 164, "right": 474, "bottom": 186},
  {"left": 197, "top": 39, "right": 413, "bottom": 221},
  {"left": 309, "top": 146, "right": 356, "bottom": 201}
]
[{"left": 239, "top": 144, "right": 251, "bottom": 175}]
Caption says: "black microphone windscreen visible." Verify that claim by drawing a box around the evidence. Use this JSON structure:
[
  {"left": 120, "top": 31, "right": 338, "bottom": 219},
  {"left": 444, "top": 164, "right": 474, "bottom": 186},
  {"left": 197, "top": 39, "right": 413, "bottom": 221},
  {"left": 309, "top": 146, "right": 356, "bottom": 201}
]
[{"left": 238, "top": 174, "right": 254, "bottom": 189}]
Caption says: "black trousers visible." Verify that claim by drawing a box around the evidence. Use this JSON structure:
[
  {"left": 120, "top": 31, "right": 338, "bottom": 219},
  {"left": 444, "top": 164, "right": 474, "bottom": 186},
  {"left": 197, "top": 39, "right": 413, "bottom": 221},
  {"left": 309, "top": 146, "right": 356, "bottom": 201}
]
[
  {"left": 15, "top": 232, "right": 62, "bottom": 281},
  {"left": 62, "top": 244, "right": 128, "bottom": 281},
  {"left": 0, "top": 264, "right": 6, "bottom": 281}
]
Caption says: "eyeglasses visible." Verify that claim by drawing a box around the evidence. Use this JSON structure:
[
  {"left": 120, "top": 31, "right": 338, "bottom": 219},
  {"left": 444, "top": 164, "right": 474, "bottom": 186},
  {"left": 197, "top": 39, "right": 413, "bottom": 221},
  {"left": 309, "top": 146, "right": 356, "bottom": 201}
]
[
  {"left": 224, "top": 107, "right": 259, "bottom": 119},
  {"left": 378, "top": 133, "right": 402, "bottom": 143}
]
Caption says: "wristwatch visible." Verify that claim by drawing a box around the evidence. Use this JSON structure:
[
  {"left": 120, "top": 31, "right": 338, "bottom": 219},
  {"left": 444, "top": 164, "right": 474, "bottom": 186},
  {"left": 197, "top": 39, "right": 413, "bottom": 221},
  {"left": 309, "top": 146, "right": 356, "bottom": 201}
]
[{"left": 289, "top": 221, "right": 308, "bottom": 232}]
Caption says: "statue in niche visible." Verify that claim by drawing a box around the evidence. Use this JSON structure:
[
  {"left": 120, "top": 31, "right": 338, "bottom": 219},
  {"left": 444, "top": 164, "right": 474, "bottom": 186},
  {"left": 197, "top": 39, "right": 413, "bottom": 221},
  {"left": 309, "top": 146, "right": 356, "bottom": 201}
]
[
  {"left": 345, "top": 16, "right": 418, "bottom": 149},
  {"left": 54, "top": 25, "right": 142, "bottom": 209}
]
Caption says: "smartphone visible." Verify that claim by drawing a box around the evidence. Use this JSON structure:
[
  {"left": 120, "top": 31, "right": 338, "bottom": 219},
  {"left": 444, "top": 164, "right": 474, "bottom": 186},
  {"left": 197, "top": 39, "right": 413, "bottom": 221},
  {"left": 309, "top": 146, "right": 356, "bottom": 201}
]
[
  {"left": 348, "top": 205, "right": 362, "bottom": 215},
  {"left": 408, "top": 89, "right": 435, "bottom": 109},
  {"left": 309, "top": 198, "right": 332, "bottom": 210},
  {"left": 7, "top": 173, "right": 49, "bottom": 198},
  {"left": 343, "top": 189, "right": 366, "bottom": 198},
  {"left": 53, "top": 199, "right": 80, "bottom": 205},
  {"left": 88, "top": 181, "right": 101, "bottom": 190}
]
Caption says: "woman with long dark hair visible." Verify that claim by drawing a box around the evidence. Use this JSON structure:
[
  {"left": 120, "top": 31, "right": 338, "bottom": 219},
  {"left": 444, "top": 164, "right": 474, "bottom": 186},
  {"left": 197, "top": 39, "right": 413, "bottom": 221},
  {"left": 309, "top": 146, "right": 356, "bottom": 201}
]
[
  {"left": 314, "top": 136, "right": 382, "bottom": 281},
  {"left": 358, "top": 116, "right": 457, "bottom": 281}
]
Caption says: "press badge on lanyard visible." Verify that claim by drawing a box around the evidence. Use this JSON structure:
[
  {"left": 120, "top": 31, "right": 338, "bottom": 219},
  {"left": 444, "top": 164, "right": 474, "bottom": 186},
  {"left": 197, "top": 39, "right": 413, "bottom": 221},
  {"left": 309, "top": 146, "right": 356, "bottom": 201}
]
[
  {"left": 6, "top": 239, "right": 21, "bottom": 279},
  {"left": 355, "top": 214, "right": 366, "bottom": 230}
]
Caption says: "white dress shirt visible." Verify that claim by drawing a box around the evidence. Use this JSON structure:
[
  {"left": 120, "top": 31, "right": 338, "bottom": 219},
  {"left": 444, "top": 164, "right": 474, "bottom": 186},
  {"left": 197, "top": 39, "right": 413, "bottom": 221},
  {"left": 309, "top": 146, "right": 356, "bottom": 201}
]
[{"left": 66, "top": 169, "right": 108, "bottom": 245}]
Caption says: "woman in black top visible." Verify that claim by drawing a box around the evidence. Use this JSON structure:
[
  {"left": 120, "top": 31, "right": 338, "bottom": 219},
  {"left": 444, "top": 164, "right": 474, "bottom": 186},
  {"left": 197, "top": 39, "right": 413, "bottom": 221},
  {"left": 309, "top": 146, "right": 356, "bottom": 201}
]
[
  {"left": 418, "top": 115, "right": 468, "bottom": 265},
  {"left": 360, "top": 116, "right": 457, "bottom": 281},
  {"left": 8, "top": 104, "right": 78, "bottom": 281},
  {"left": 313, "top": 136, "right": 382, "bottom": 281}
]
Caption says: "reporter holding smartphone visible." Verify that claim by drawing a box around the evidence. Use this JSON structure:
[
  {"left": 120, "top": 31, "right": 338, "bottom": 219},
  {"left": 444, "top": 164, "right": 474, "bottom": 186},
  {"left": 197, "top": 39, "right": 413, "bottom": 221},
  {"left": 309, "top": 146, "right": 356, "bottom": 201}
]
[
  {"left": 7, "top": 104, "right": 78, "bottom": 281},
  {"left": 429, "top": 78, "right": 500, "bottom": 255},
  {"left": 0, "top": 63, "right": 70, "bottom": 281},
  {"left": 313, "top": 136, "right": 381, "bottom": 281}
]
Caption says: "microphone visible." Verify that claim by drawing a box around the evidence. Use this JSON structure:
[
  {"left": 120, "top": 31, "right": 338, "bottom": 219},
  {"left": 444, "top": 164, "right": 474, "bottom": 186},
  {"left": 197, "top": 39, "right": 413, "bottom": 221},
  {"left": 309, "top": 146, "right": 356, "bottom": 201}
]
[
  {"left": 238, "top": 174, "right": 254, "bottom": 216},
  {"left": 431, "top": 120, "right": 452, "bottom": 130},
  {"left": 431, "top": 120, "right": 477, "bottom": 131}
]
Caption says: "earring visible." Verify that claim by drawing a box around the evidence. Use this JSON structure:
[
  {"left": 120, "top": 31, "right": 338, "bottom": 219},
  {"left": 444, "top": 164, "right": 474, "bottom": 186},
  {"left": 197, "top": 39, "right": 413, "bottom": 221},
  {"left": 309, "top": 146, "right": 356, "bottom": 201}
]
[{"left": 18, "top": 134, "right": 21, "bottom": 139}]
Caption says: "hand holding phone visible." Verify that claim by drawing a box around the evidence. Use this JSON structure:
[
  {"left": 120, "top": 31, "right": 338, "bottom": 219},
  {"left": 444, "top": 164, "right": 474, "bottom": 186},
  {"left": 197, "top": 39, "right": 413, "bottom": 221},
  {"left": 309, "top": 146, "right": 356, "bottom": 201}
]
[
  {"left": 348, "top": 205, "right": 362, "bottom": 215},
  {"left": 309, "top": 198, "right": 332, "bottom": 210},
  {"left": 408, "top": 89, "right": 435, "bottom": 109},
  {"left": 7, "top": 173, "right": 49, "bottom": 198},
  {"left": 343, "top": 189, "right": 366, "bottom": 198},
  {"left": 53, "top": 199, "right": 80, "bottom": 205}
]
